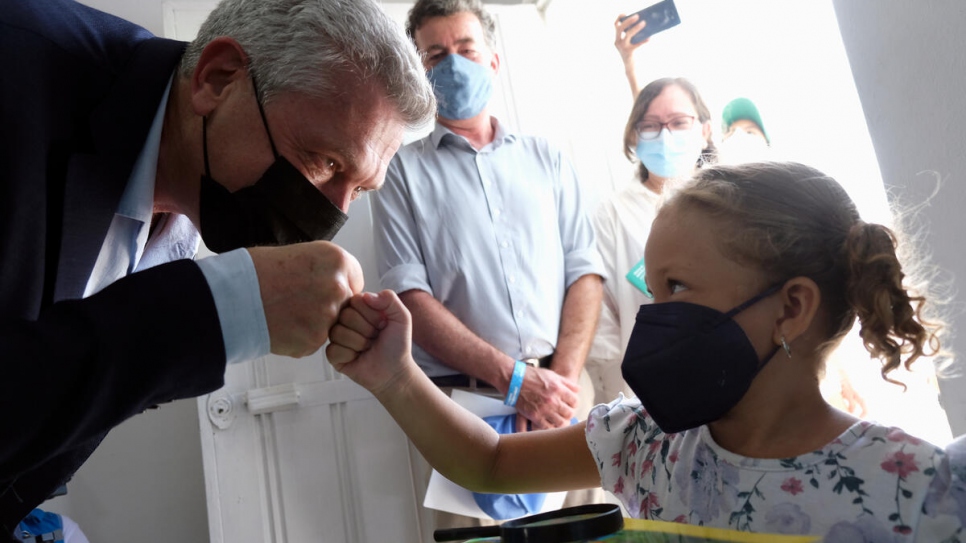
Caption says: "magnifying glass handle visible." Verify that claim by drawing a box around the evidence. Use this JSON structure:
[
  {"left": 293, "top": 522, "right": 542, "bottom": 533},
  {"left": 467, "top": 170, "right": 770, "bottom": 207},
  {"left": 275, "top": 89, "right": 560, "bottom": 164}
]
[{"left": 433, "top": 526, "right": 501, "bottom": 542}]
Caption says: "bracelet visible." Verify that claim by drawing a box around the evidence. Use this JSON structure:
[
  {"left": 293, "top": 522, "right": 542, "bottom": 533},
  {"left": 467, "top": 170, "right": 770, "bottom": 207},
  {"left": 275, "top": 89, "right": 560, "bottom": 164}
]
[{"left": 504, "top": 360, "right": 528, "bottom": 407}]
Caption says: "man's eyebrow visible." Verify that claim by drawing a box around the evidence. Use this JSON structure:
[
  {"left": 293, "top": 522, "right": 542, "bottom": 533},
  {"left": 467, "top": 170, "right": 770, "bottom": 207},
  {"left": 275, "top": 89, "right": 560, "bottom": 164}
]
[
  {"left": 306, "top": 141, "right": 355, "bottom": 167},
  {"left": 424, "top": 37, "right": 475, "bottom": 52}
]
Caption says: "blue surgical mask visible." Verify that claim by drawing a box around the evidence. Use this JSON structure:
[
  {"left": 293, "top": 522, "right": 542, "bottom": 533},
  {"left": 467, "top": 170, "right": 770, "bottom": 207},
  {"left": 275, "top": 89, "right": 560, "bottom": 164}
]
[
  {"left": 427, "top": 54, "right": 493, "bottom": 120},
  {"left": 635, "top": 127, "right": 704, "bottom": 179}
]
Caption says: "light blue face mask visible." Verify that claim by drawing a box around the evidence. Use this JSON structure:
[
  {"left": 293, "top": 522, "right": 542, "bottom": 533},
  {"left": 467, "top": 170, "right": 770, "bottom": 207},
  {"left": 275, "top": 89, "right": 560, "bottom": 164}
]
[
  {"left": 427, "top": 54, "right": 493, "bottom": 120},
  {"left": 635, "top": 127, "right": 704, "bottom": 179}
]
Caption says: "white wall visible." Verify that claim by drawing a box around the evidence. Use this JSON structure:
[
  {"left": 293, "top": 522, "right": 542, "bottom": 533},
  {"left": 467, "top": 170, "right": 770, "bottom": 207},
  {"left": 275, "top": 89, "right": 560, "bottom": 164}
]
[
  {"left": 833, "top": 0, "right": 966, "bottom": 437},
  {"left": 45, "top": 400, "right": 208, "bottom": 542}
]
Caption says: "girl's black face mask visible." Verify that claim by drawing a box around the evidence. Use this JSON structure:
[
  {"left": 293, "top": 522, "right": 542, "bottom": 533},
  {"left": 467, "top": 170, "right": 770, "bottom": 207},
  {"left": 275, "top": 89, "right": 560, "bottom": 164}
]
[
  {"left": 621, "top": 285, "right": 781, "bottom": 434},
  {"left": 198, "top": 78, "right": 347, "bottom": 253}
]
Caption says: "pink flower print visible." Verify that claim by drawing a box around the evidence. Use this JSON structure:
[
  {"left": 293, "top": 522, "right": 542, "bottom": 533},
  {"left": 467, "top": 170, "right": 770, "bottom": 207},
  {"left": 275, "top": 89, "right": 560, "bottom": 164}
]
[
  {"left": 611, "top": 452, "right": 622, "bottom": 467},
  {"left": 614, "top": 476, "right": 625, "bottom": 495},
  {"left": 881, "top": 451, "right": 919, "bottom": 479},
  {"left": 628, "top": 441, "right": 638, "bottom": 456},
  {"left": 586, "top": 416, "right": 596, "bottom": 433},
  {"left": 893, "top": 525, "right": 912, "bottom": 535},
  {"left": 640, "top": 459, "right": 654, "bottom": 478},
  {"left": 886, "top": 427, "right": 921, "bottom": 445},
  {"left": 669, "top": 451, "right": 679, "bottom": 463},
  {"left": 673, "top": 515, "right": 687, "bottom": 523},
  {"left": 648, "top": 439, "right": 662, "bottom": 453},
  {"left": 639, "top": 492, "right": 660, "bottom": 517},
  {"left": 781, "top": 477, "right": 805, "bottom": 496}
]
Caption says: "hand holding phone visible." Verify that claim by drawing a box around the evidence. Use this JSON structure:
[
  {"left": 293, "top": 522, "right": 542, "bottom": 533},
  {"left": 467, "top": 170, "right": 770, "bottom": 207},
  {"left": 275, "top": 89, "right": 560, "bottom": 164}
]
[{"left": 621, "top": 0, "right": 681, "bottom": 45}]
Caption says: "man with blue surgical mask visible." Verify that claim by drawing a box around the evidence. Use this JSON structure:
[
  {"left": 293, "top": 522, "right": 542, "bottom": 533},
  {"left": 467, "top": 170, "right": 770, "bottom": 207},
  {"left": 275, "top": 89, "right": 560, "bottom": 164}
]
[{"left": 370, "top": 0, "right": 605, "bottom": 533}]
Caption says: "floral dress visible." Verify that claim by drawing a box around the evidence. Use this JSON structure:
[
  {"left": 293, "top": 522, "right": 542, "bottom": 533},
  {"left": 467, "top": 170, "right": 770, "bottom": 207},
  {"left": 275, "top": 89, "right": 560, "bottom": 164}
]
[{"left": 585, "top": 395, "right": 966, "bottom": 542}]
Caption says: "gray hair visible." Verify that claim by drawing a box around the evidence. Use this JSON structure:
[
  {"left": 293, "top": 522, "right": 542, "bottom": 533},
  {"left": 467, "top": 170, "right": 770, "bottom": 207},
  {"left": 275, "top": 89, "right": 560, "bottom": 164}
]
[
  {"left": 180, "top": 0, "right": 436, "bottom": 129},
  {"left": 406, "top": 0, "right": 497, "bottom": 49}
]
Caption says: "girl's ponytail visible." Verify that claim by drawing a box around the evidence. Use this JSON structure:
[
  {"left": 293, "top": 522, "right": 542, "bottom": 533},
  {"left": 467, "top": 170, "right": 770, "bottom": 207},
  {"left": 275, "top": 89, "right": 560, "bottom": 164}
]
[{"left": 844, "top": 222, "right": 940, "bottom": 382}]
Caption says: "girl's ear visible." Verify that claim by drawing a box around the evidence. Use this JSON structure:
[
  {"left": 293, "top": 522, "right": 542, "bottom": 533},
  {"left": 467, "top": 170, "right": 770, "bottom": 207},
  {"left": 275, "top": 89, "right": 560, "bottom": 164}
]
[{"left": 774, "top": 276, "right": 822, "bottom": 347}]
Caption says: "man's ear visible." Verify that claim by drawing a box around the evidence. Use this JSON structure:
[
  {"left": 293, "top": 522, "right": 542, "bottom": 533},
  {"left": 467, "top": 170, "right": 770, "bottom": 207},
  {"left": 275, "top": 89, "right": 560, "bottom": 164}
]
[
  {"left": 489, "top": 50, "right": 501, "bottom": 76},
  {"left": 702, "top": 120, "right": 713, "bottom": 147},
  {"left": 190, "top": 37, "right": 250, "bottom": 116},
  {"left": 774, "top": 276, "right": 821, "bottom": 347}
]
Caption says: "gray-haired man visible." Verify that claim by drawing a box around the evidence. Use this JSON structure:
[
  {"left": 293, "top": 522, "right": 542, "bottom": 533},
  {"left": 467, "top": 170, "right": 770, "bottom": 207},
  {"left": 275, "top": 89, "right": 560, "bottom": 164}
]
[{"left": 0, "top": 0, "right": 434, "bottom": 534}]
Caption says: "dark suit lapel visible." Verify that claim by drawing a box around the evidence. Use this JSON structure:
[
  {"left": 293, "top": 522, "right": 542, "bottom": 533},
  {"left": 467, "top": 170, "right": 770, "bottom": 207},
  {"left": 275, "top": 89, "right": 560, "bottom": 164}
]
[
  {"left": 54, "top": 156, "right": 134, "bottom": 301},
  {"left": 53, "top": 38, "right": 187, "bottom": 301}
]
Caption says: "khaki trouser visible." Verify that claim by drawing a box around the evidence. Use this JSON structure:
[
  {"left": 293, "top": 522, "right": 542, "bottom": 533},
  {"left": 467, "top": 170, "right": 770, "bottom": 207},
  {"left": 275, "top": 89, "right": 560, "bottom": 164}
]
[{"left": 406, "top": 368, "right": 605, "bottom": 541}]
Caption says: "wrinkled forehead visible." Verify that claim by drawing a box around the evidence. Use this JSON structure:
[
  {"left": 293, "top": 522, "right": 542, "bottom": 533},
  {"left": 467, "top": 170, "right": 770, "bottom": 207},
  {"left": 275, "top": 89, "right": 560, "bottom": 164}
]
[{"left": 414, "top": 11, "right": 488, "bottom": 51}]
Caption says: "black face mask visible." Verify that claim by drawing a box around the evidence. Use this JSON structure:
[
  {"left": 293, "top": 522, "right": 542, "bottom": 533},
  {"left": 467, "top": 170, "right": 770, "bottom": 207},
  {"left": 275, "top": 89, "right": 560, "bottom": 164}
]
[
  {"left": 621, "top": 285, "right": 782, "bottom": 434},
  {"left": 198, "top": 78, "right": 348, "bottom": 253}
]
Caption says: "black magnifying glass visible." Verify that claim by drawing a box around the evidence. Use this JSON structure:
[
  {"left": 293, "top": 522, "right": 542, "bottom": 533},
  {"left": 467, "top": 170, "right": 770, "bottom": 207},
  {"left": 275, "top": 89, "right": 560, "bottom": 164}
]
[{"left": 433, "top": 503, "right": 624, "bottom": 543}]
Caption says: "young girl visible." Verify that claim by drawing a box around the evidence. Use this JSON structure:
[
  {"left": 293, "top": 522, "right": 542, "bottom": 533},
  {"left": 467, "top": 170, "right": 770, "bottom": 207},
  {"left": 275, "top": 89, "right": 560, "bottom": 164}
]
[{"left": 327, "top": 162, "right": 965, "bottom": 540}]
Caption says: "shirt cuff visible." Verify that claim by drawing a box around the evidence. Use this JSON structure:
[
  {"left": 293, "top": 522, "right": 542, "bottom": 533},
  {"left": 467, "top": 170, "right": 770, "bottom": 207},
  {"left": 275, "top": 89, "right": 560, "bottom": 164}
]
[
  {"left": 196, "top": 248, "right": 270, "bottom": 364},
  {"left": 379, "top": 263, "right": 433, "bottom": 295},
  {"left": 563, "top": 247, "right": 606, "bottom": 289}
]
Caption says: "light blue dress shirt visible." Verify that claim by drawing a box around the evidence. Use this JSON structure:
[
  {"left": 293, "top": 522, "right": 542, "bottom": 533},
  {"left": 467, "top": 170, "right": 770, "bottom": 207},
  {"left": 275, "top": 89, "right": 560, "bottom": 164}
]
[
  {"left": 84, "top": 76, "right": 269, "bottom": 365},
  {"left": 370, "top": 120, "right": 604, "bottom": 377}
]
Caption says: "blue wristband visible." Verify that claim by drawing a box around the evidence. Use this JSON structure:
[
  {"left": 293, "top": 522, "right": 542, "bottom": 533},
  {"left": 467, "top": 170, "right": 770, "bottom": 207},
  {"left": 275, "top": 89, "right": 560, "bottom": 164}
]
[{"left": 504, "top": 360, "right": 527, "bottom": 407}]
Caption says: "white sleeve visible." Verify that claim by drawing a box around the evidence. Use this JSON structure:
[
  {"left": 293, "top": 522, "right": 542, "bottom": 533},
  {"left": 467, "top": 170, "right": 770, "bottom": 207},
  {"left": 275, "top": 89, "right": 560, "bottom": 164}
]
[{"left": 588, "top": 203, "right": 621, "bottom": 362}]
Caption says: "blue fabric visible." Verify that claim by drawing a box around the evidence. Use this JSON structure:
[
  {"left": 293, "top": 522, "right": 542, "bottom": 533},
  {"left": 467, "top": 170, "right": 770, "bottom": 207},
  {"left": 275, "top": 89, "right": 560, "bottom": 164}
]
[
  {"left": 473, "top": 415, "right": 547, "bottom": 520},
  {"left": 426, "top": 54, "right": 493, "bottom": 120},
  {"left": 18, "top": 509, "right": 63, "bottom": 542},
  {"left": 634, "top": 127, "right": 703, "bottom": 179},
  {"left": 472, "top": 414, "right": 578, "bottom": 520}
]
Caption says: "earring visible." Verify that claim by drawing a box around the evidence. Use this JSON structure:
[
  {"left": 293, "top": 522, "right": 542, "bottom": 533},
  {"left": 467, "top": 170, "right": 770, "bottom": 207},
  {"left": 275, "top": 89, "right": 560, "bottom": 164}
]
[{"left": 781, "top": 336, "right": 792, "bottom": 359}]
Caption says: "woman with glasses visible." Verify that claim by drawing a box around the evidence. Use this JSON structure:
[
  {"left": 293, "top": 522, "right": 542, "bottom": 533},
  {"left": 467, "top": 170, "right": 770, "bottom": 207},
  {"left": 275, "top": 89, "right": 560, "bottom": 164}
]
[{"left": 585, "top": 77, "right": 714, "bottom": 405}]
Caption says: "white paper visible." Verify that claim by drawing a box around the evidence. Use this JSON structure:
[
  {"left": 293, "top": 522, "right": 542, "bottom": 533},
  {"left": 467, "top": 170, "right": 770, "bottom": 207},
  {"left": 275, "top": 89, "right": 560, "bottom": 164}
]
[{"left": 422, "top": 390, "right": 567, "bottom": 520}]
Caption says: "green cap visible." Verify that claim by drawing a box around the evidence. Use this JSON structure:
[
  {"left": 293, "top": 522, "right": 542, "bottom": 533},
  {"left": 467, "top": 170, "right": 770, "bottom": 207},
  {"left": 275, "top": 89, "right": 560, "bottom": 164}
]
[{"left": 721, "top": 97, "right": 769, "bottom": 143}]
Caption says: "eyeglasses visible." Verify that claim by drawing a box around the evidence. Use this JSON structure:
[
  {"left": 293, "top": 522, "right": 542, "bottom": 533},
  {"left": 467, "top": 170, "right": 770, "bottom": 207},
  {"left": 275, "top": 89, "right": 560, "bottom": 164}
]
[{"left": 636, "top": 115, "right": 696, "bottom": 141}]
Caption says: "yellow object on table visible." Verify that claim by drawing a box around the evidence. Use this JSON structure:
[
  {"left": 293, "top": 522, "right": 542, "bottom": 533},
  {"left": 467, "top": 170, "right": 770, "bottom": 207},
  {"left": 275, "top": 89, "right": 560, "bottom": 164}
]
[
  {"left": 463, "top": 517, "right": 821, "bottom": 542},
  {"left": 601, "top": 518, "right": 821, "bottom": 542}
]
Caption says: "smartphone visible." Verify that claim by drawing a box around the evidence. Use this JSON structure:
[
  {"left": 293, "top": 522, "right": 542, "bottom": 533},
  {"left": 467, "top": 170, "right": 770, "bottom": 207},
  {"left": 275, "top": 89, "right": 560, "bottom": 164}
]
[{"left": 622, "top": 0, "right": 681, "bottom": 44}]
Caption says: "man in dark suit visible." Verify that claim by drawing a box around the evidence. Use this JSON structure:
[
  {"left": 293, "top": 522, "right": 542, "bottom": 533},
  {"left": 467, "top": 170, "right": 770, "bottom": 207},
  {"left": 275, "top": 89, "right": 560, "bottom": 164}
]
[{"left": 0, "top": 0, "right": 435, "bottom": 534}]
